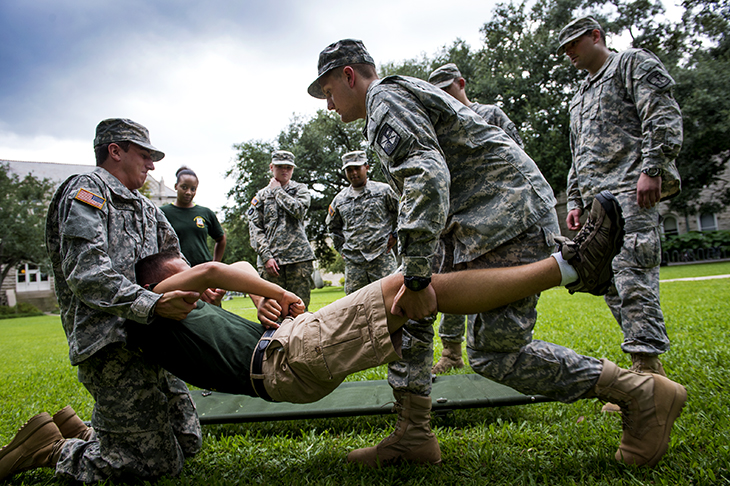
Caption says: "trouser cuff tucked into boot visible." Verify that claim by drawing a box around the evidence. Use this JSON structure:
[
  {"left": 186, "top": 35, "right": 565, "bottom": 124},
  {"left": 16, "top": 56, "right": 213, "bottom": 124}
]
[
  {"left": 593, "top": 359, "right": 687, "bottom": 467},
  {"left": 432, "top": 341, "right": 464, "bottom": 374},
  {"left": 347, "top": 391, "right": 441, "bottom": 467}
]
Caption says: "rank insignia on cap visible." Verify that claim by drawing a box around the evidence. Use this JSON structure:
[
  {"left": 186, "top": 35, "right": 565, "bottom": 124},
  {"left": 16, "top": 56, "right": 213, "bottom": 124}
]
[
  {"left": 74, "top": 188, "right": 106, "bottom": 210},
  {"left": 378, "top": 124, "right": 401, "bottom": 156},
  {"left": 251, "top": 196, "right": 259, "bottom": 207},
  {"left": 646, "top": 70, "right": 671, "bottom": 89},
  {"left": 328, "top": 204, "right": 335, "bottom": 217}
]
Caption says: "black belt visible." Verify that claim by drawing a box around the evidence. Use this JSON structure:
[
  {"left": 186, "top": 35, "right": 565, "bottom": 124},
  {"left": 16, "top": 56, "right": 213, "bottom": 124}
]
[{"left": 251, "top": 328, "right": 276, "bottom": 402}]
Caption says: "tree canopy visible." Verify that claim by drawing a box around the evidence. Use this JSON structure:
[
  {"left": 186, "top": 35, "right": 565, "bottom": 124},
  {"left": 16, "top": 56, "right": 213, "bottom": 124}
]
[
  {"left": 0, "top": 164, "right": 55, "bottom": 295},
  {"left": 224, "top": 0, "right": 730, "bottom": 268}
]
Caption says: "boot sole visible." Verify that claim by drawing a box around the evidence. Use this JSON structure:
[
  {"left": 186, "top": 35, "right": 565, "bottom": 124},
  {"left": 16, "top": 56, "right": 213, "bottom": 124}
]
[
  {"left": 0, "top": 413, "right": 54, "bottom": 480},
  {"left": 590, "top": 191, "right": 626, "bottom": 296},
  {"left": 646, "top": 376, "right": 688, "bottom": 468}
]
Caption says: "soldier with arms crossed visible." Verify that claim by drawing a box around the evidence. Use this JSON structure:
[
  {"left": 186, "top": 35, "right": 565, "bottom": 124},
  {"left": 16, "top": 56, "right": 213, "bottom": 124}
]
[{"left": 248, "top": 150, "right": 316, "bottom": 310}]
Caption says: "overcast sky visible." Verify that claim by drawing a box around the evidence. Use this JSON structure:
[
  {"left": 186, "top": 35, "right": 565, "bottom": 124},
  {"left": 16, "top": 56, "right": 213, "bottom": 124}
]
[
  {"left": 0, "top": 1, "right": 682, "bottom": 212},
  {"left": 0, "top": 0, "right": 510, "bottom": 211}
]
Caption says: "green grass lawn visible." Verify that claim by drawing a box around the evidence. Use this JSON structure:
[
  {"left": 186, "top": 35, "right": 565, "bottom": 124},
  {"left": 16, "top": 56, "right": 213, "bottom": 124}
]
[{"left": 1, "top": 262, "right": 729, "bottom": 485}]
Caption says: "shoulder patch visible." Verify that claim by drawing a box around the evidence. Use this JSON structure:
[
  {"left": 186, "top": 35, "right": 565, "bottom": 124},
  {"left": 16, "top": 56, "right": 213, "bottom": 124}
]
[
  {"left": 328, "top": 204, "right": 335, "bottom": 217},
  {"left": 246, "top": 206, "right": 255, "bottom": 217},
  {"left": 646, "top": 70, "right": 671, "bottom": 90},
  {"left": 251, "top": 195, "right": 259, "bottom": 207},
  {"left": 378, "top": 123, "right": 401, "bottom": 156},
  {"left": 74, "top": 188, "right": 106, "bottom": 210}
]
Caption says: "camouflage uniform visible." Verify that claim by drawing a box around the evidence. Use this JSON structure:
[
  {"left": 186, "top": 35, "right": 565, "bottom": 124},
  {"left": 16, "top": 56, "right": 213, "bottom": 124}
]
[
  {"left": 437, "top": 102, "right": 524, "bottom": 345},
  {"left": 46, "top": 166, "right": 202, "bottom": 482},
  {"left": 568, "top": 48, "right": 683, "bottom": 356},
  {"left": 469, "top": 103, "right": 524, "bottom": 148},
  {"left": 248, "top": 179, "right": 316, "bottom": 309},
  {"left": 366, "top": 75, "right": 602, "bottom": 400},
  {"left": 326, "top": 179, "right": 399, "bottom": 294}
]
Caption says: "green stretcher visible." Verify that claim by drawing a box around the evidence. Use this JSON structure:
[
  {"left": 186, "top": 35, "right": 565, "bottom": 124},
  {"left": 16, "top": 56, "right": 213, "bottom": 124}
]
[{"left": 191, "top": 374, "right": 553, "bottom": 425}]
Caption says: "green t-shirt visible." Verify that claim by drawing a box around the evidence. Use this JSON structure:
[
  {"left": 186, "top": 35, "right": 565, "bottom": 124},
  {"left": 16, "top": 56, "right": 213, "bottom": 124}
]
[
  {"left": 161, "top": 204, "right": 225, "bottom": 266},
  {"left": 127, "top": 301, "right": 264, "bottom": 396}
]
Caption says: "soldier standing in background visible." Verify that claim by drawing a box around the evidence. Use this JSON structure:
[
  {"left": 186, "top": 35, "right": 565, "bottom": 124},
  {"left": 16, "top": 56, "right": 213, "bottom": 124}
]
[
  {"left": 326, "top": 150, "right": 399, "bottom": 294},
  {"left": 428, "top": 63, "right": 524, "bottom": 147},
  {"left": 248, "top": 150, "right": 316, "bottom": 310},
  {"left": 558, "top": 17, "right": 683, "bottom": 411},
  {"left": 427, "top": 62, "right": 526, "bottom": 374}
]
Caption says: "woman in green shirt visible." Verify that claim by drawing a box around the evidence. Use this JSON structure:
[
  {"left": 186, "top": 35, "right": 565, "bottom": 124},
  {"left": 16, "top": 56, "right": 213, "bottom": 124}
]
[{"left": 161, "top": 166, "right": 226, "bottom": 267}]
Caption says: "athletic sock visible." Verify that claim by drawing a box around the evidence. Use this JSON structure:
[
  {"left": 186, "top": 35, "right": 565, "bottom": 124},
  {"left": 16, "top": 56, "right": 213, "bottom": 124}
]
[{"left": 551, "top": 252, "right": 578, "bottom": 287}]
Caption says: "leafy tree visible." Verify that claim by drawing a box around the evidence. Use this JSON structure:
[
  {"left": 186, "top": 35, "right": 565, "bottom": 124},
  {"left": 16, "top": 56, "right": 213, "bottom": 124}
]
[
  {"left": 667, "top": 0, "right": 730, "bottom": 216},
  {"left": 0, "top": 164, "right": 55, "bottom": 300}
]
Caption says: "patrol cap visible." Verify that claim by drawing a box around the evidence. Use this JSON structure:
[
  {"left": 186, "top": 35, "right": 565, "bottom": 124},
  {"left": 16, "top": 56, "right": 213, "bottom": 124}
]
[
  {"left": 341, "top": 150, "right": 368, "bottom": 170},
  {"left": 93, "top": 118, "right": 165, "bottom": 162},
  {"left": 271, "top": 150, "right": 296, "bottom": 167},
  {"left": 557, "top": 16, "right": 603, "bottom": 55},
  {"left": 428, "top": 63, "right": 462, "bottom": 89},
  {"left": 308, "top": 39, "right": 375, "bottom": 99}
]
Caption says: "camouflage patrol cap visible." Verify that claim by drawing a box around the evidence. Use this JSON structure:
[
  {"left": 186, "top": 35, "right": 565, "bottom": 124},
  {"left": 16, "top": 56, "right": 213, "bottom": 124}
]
[
  {"left": 557, "top": 16, "right": 602, "bottom": 55},
  {"left": 341, "top": 150, "right": 368, "bottom": 170},
  {"left": 308, "top": 39, "right": 375, "bottom": 99},
  {"left": 428, "top": 63, "right": 462, "bottom": 89},
  {"left": 271, "top": 150, "right": 296, "bottom": 167},
  {"left": 93, "top": 118, "right": 165, "bottom": 162}
]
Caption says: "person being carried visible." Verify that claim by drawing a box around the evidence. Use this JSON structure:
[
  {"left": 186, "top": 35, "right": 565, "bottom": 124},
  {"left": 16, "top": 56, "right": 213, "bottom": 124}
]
[{"left": 1, "top": 193, "right": 687, "bottom": 477}]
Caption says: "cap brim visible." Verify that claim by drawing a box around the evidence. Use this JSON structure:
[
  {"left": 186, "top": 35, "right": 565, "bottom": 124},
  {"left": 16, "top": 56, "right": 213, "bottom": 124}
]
[
  {"left": 433, "top": 79, "right": 455, "bottom": 89},
  {"left": 272, "top": 162, "right": 297, "bottom": 167},
  {"left": 557, "top": 31, "right": 585, "bottom": 55},
  {"left": 135, "top": 142, "right": 165, "bottom": 162},
  {"left": 308, "top": 75, "right": 326, "bottom": 99},
  {"left": 342, "top": 162, "right": 367, "bottom": 169}
]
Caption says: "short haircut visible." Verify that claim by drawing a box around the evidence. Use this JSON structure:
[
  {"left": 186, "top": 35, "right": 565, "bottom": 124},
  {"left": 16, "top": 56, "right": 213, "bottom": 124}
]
[
  {"left": 135, "top": 251, "right": 180, "bottom": 286},
  {"left": 94, "top": 141, "right": 132, "bottom": 166}
]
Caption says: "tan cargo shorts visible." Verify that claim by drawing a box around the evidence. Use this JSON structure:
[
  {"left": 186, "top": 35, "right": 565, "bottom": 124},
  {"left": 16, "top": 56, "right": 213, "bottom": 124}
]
[{"left": 258, "top": 280, "right": 400, "bottom": 403}]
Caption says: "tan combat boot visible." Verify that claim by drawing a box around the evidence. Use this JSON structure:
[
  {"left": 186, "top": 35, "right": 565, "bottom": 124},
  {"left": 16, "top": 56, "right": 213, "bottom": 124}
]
[
  {"left": 630, "top": 353, "right": 666, "bottom": 376},
  {"left": 593, "top": 359, "right": 686, "bottom": 467},
  {"left": 53, "top": 406, "right": 94, "bottom": 441},
  {"left": 347, "top": 391, "right": 441, "bottom": 467},
  {"left": 0, "top": 412, "right": 66, "bottom": 481},
  {"left": 432, "top": 341, "right": 464, "bottom": 374},
  {"left": 602, "top": 353, "right": 667, "bottom": 412}
]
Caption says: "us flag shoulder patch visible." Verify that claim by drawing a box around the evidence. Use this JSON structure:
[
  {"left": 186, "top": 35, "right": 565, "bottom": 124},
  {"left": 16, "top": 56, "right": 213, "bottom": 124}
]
[
  {"left": 74, "top": 188, "right": 106, "bottom": 210},
  {"left": 251, "top": 196, "right": 259, "bottom": 207},
  {"left": 378, "top": 124, "right": 401, "bottom": 156},
  {"left": 328, "top": 204, "right": 335, "bottom": 217}
]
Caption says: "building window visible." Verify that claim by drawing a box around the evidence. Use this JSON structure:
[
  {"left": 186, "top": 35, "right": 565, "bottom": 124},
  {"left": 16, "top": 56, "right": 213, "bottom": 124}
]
[
  {"left": 663, "top": 215, "right": 679, "bottom": 236},
  {"left": 699, "top": 213, "right": 717, "bottom": 232}
]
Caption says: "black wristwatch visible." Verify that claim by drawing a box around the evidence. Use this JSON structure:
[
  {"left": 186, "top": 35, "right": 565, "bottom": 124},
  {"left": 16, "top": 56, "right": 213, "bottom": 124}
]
[
  {"left": 404, "top": 276, "right": 431, "bottom": 292},
  {"left": 642, "top": 167, "right": 663, "bottom": 177}
]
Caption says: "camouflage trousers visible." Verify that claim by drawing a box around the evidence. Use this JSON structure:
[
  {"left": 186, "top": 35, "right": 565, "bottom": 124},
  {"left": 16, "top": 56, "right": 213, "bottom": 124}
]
[
  {"left": 430, "top": 240, "right": 469, "bottom": 344},
  {"left": 260, "top": 260, "right": 314, "bottom": 310},
  {"left": 344, "top": 251, "right": 397, "bottom": 295},
  {"left": 604, "top": 192, "right": 670, "bottom": 356},
  {"left": 389, "top": 209, "right": 603, "bottom": 402},
  {"left": 437, "top": 314, "right": 468, "bottom": 344},
  {"left": 55, "top": 344, "right": 202, "bottom": 482}
]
